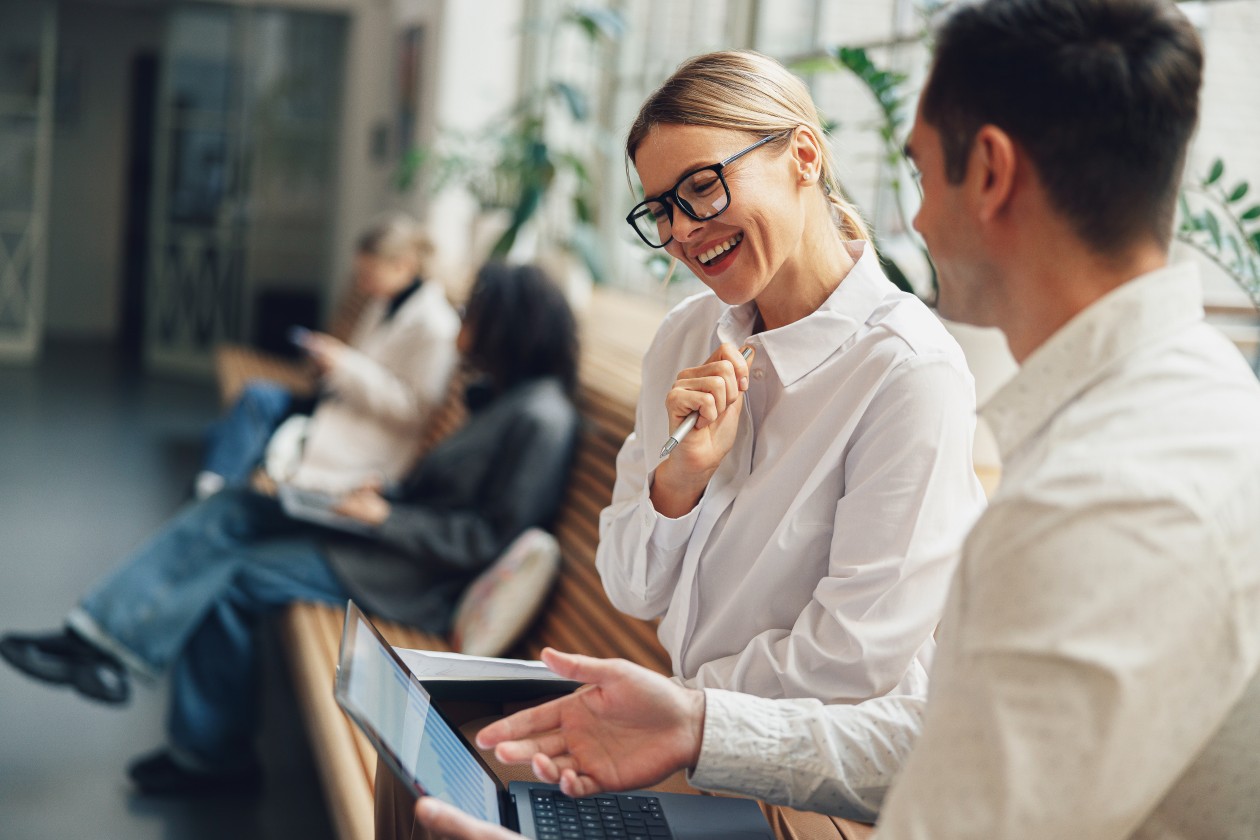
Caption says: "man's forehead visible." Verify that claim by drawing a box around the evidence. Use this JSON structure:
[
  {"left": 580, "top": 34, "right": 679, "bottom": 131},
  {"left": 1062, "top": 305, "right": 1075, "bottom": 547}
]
[{"left": 904, "top": 116, "right": 938, "bottom": 158}]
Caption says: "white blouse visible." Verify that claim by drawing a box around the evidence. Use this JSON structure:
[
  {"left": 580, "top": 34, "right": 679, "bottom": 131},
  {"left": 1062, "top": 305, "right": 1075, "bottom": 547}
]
[{"left": 596, "top": 242, "right": 986, "bottom": 702}]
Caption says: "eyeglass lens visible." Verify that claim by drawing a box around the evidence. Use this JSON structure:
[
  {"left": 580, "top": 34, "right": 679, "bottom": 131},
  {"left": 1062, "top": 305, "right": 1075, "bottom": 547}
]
[{"left": 632, "top": 168, "right": 731, "bottom": 247}]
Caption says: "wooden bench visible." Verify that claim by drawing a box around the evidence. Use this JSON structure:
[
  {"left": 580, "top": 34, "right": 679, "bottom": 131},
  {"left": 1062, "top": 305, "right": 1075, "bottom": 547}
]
[{"left": 214, "top": 287, "right": 880, "bottom": 840}]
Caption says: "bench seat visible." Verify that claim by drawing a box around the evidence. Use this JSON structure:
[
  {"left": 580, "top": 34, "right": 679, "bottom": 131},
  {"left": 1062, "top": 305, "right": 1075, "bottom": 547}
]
[{"left": 219, "top": 287, "right": 879, "bottom": 840}]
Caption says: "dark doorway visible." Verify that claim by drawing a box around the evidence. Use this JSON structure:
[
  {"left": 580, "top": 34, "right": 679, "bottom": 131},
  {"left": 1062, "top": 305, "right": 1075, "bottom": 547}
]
[{"left": 117, "top": 51, "right": 159, "bottom": 365}]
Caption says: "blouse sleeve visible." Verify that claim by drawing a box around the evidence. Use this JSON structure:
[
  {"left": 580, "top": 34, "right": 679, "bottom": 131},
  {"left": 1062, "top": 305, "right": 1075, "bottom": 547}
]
[
  {"left": 595, "top": 310, "right": 710, "bottom": 621},
  {"left": 323, "top": 298, "right": 458, "bottom": 429}
]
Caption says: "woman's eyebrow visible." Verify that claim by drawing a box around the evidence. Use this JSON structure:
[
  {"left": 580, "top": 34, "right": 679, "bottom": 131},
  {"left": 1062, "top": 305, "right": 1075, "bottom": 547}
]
[{"left": 643, "top": 159, "right": 717, "bottom": 198}]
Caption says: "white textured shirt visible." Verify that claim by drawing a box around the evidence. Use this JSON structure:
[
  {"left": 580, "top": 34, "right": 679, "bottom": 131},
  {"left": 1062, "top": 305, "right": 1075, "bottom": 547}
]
[
  {"left": 691, "top": 262, "right": 1260, "bottom": 837},
  {"left": 597, "top": 242, "right": 986, "bottom": 703}
]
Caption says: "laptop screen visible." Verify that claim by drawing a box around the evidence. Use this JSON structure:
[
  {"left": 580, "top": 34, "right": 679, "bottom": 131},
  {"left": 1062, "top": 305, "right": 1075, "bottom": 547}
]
[{"left": 338, "top": 611, "right": 500, "bottom": 824}]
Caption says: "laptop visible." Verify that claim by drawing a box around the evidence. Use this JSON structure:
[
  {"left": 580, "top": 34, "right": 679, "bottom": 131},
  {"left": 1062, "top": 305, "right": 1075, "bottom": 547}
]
[
  {"left": 334, "top": 601, "right": 774, "bottom": 839},
  {"left": 277, "top": 483, "right": 376, "bottom": 536}
]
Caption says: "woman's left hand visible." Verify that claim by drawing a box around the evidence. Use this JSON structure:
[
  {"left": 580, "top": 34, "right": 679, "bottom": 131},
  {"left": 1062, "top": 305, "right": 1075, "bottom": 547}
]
[{"left": 334, "top": 484, "right": 391, "bottom": 526}]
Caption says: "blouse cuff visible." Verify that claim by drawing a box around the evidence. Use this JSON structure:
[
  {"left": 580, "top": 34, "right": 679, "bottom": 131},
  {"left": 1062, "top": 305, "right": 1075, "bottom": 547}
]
[{"left": 644, "top": 476, "right": 703, "bottom": 551}]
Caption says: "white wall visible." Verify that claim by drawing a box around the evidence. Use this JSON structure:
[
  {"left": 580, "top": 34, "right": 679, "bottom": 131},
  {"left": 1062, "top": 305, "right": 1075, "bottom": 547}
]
[
  {"left": 398, "top": 0, "right": 526, "bottom": 297},
  {"left": 319, "top": 0, "right": 401, "bottom": 313},
  {"left": 44, "top": 2, "right": 162, "bottom": 339}
]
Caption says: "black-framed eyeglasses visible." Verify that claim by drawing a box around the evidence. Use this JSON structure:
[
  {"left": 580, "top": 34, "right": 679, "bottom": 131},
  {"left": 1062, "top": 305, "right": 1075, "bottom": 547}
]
[{"left": 625, "top": 129, "right": 791, "bottom": 249}]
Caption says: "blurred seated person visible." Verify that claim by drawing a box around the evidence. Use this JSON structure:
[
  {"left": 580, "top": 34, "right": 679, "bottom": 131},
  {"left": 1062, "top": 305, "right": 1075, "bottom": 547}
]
[
  {"left": 196, "top": 212, "right": 460, "bottom": 498},
  {"left": 0, "top": 263, "right": 581, "bottom": 796}
]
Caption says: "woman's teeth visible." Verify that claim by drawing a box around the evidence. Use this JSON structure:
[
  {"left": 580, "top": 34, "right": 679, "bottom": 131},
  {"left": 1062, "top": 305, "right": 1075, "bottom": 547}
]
[{"left": 698, "top": 233, "right": 743, "bottom": 266}]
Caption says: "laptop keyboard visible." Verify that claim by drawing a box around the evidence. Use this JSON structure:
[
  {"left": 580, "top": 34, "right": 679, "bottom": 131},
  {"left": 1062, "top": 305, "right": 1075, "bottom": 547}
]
[{"left": 528, "top": 789, "right": 672, "bottom": 839}]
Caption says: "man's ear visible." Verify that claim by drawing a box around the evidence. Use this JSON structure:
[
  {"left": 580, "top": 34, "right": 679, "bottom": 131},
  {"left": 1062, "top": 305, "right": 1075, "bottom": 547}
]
[{"left": 971, "top": 125, "right": 1017, "bottom": 222}]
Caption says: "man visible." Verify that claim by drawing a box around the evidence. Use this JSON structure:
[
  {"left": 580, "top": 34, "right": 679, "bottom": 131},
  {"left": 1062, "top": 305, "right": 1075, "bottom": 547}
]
[{"left": 416, "top": 0, "right": 1260, "bottom": 837}]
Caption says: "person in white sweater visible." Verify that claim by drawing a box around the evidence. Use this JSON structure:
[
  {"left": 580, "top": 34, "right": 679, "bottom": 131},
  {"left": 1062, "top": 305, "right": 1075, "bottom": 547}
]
[{"left": 197, "top": 213, "right": 460, "bottom": 497}]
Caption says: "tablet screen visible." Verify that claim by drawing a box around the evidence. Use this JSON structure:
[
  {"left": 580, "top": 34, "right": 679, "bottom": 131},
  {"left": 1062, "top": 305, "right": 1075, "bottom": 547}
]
[{"left": 340, "top": 614, "right": 500, "bottom": 823}]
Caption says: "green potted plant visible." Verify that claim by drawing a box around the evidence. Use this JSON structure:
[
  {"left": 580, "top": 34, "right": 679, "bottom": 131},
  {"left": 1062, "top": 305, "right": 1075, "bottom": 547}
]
[{"left": 398, "top": 7, "right": 623, "bottom": 285}]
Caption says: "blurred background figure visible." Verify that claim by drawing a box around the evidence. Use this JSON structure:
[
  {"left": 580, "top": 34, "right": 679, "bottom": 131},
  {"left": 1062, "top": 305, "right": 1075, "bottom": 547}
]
[
  {"left": 195, "top": 213, "right": 460, "bottom": 499},
  {"left": 0, "top": 262, "right": 580, "bottom": 798}
]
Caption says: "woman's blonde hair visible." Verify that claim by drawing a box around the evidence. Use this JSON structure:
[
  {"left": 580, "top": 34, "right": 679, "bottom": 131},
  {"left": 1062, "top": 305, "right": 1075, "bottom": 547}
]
[
  {"left": 626, "top": 50, "right": 870, "bottom": 243},
  {"left": 356, "top": 212, "right": 436, "bottom": 273}
]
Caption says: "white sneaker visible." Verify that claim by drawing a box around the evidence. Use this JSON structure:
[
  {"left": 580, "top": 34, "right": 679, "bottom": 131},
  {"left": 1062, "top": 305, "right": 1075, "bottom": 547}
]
[{"left": 194, "top": 471, "right": 226, "bottom": 500}]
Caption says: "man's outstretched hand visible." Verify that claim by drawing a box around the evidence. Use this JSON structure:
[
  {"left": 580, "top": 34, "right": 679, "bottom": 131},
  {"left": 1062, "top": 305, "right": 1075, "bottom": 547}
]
[{"left": 476, "top": 649, "right": 707, "bottom": 798}]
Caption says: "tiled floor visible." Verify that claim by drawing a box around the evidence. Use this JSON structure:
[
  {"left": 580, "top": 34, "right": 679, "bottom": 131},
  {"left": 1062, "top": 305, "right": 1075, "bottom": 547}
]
[{"left": 0, "top": 341, "right": 335, "bottom": 840}]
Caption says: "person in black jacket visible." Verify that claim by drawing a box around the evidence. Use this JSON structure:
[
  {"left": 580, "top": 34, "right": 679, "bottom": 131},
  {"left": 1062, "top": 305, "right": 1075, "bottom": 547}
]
[{"left": 0, "top": 262, "right": 581, "bottom": 796}]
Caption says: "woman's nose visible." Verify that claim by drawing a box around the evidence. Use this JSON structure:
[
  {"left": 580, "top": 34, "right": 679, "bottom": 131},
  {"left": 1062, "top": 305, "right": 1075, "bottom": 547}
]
[{"left": 670, "top": 209, "right": 704, "bottom": 242}]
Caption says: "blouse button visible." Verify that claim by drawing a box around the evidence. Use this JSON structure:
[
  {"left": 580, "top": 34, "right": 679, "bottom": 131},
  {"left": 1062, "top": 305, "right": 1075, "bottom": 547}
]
[{"left": 752, "top": 369, "right": 765, "bottom": 380}]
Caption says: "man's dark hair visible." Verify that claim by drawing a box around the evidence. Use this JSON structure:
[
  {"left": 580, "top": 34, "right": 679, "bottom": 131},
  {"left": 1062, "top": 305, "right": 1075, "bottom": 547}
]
[
  {"left": 462, "top": 262, "right": 580, "bottom": 395},
  {"left": 921, "top": 0, "right": 1203, "bottom": 252}
]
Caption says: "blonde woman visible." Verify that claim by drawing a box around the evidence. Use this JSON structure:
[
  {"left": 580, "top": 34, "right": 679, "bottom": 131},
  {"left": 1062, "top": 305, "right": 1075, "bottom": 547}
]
[
  {"left": 373, "top": 50, "right": 987, "bottom": 838},
  {"left": 197, "top": 212, "right": 460, "bottom": 497},
  {"left": 596, "top": 50, "right": 985, "bottom": 704}
]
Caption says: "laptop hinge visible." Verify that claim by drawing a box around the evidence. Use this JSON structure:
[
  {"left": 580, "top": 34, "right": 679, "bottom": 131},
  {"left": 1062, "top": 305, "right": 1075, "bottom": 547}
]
[{"left": 502, "top": 789, "right": 520, "bottom": 832}]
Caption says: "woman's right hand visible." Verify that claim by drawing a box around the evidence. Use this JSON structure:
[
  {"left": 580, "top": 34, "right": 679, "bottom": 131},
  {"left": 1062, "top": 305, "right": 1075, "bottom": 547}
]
[{"left": 650, "top": 343, "right": 753, "bottom": 518}]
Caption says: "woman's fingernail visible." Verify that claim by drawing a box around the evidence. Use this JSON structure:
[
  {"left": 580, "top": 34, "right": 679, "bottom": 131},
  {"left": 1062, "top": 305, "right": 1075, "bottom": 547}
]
[{"left": 740, "top": 377, "right": 749, "bottom": 390}]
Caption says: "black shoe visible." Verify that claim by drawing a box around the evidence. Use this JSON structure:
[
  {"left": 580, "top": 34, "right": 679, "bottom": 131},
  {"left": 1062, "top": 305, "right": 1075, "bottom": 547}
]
[
  {"left": 0, "top": 629, "right": 130, "bottom": 705},
  {"left": 127, "top": 749, "right": 263, "bottom": 797}
]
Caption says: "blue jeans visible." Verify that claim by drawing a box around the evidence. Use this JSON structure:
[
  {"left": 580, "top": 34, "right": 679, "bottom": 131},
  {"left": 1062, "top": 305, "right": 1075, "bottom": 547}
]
[
  {"left": 202, "top": 381, "right": 294, "bottom": 485},
  {"left": 70, "top": 489, "right": 349, "bottom": 770}
]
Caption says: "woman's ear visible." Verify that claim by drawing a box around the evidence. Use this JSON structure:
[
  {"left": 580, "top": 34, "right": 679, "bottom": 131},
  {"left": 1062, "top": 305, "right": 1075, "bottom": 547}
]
[{"left": 790, "top": 126, "right": 823, "bottom": 185}]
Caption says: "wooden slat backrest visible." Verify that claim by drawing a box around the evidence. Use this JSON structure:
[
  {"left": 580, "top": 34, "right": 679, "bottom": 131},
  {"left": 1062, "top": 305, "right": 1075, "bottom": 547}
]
[
  {"left": 413, "top": 371, "right": 469, "bottom": 457},
  {"left": 505, "top": 386, "right": 672, "bottom": 675}
]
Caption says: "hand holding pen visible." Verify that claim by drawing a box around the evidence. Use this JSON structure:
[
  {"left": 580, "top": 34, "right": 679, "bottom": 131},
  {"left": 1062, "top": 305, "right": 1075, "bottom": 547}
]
[
  {"left": 650, "top": 343, "right": 755, "bottom": 519},
  {"left": 660, "top": 345, "right": 756, "bottom": 457}
]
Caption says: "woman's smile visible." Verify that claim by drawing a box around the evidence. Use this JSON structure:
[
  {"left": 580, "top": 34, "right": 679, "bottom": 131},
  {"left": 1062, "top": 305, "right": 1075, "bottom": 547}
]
[{"left": 695, "top": 232, "right": 744, "bottom": 272}]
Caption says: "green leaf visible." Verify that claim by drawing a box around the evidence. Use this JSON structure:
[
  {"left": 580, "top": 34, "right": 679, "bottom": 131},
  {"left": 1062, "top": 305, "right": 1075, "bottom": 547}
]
[
  {"left": 1251, "top": 232, "right": 1260, "bottom": 252},
  {"left": 1241, "top": 205, "right": 1260, "bottom": 222},
  {"left": 569, "top": 223, "right": 607, "bottom": 284},
  {"left": 835, "top": 46, "right": 873, "bottom": 75},
  {"left": 877, "top": 248, "right": 916, "bottom": 295},
  {"left": 490, "top": 225, "right": 517, "bottom": 259},
  {"left": 1205, "top": 211, "right": 1222, "bottom": 248},
  {"left": 574, "top": 194, "right": 592, "bottom": 225},
  {"left": 1226, "top": 233, "right": 1244, "bottom": 265},
  {"left": 789, "top": 55, "right": 844, "bottom": 75},
  {"left": 566, "top": 8, "right": 625, "bottom": 42},
  {"left": 556, "top": 152, "right": 590, "bottom": 184},
  {"left": 551, "top": 81, "right": 589, "bottom": 121},
  {"left": 1228, "top": 182, "right": 1250, "bottom": 203},
  {"left": 1205, "top": 158, "right": 1224, "bottom": 186}
]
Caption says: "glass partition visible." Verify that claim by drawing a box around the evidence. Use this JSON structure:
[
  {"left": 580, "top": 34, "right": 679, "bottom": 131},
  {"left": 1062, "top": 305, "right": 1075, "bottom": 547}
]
[{"left": 0, "top": 0, "right": 55, "bottom": 359}]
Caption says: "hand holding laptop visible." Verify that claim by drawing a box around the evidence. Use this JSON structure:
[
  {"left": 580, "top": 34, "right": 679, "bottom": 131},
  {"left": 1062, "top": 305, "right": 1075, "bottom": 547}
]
[
  {"left": 474, "top": 649, "right": 707, "bottom": 798},
  {"left": 338, "top": 604, "right": 770, "bottom": 840},
  {"left": 416, "top": 797, "right": 521, "bottom": 840}
]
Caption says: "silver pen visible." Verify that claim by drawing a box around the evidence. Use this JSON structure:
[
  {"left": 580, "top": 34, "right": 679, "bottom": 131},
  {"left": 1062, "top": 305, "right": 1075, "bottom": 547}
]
[{"left": 659, "top": 346, "right": 755, "bottom": 458}]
